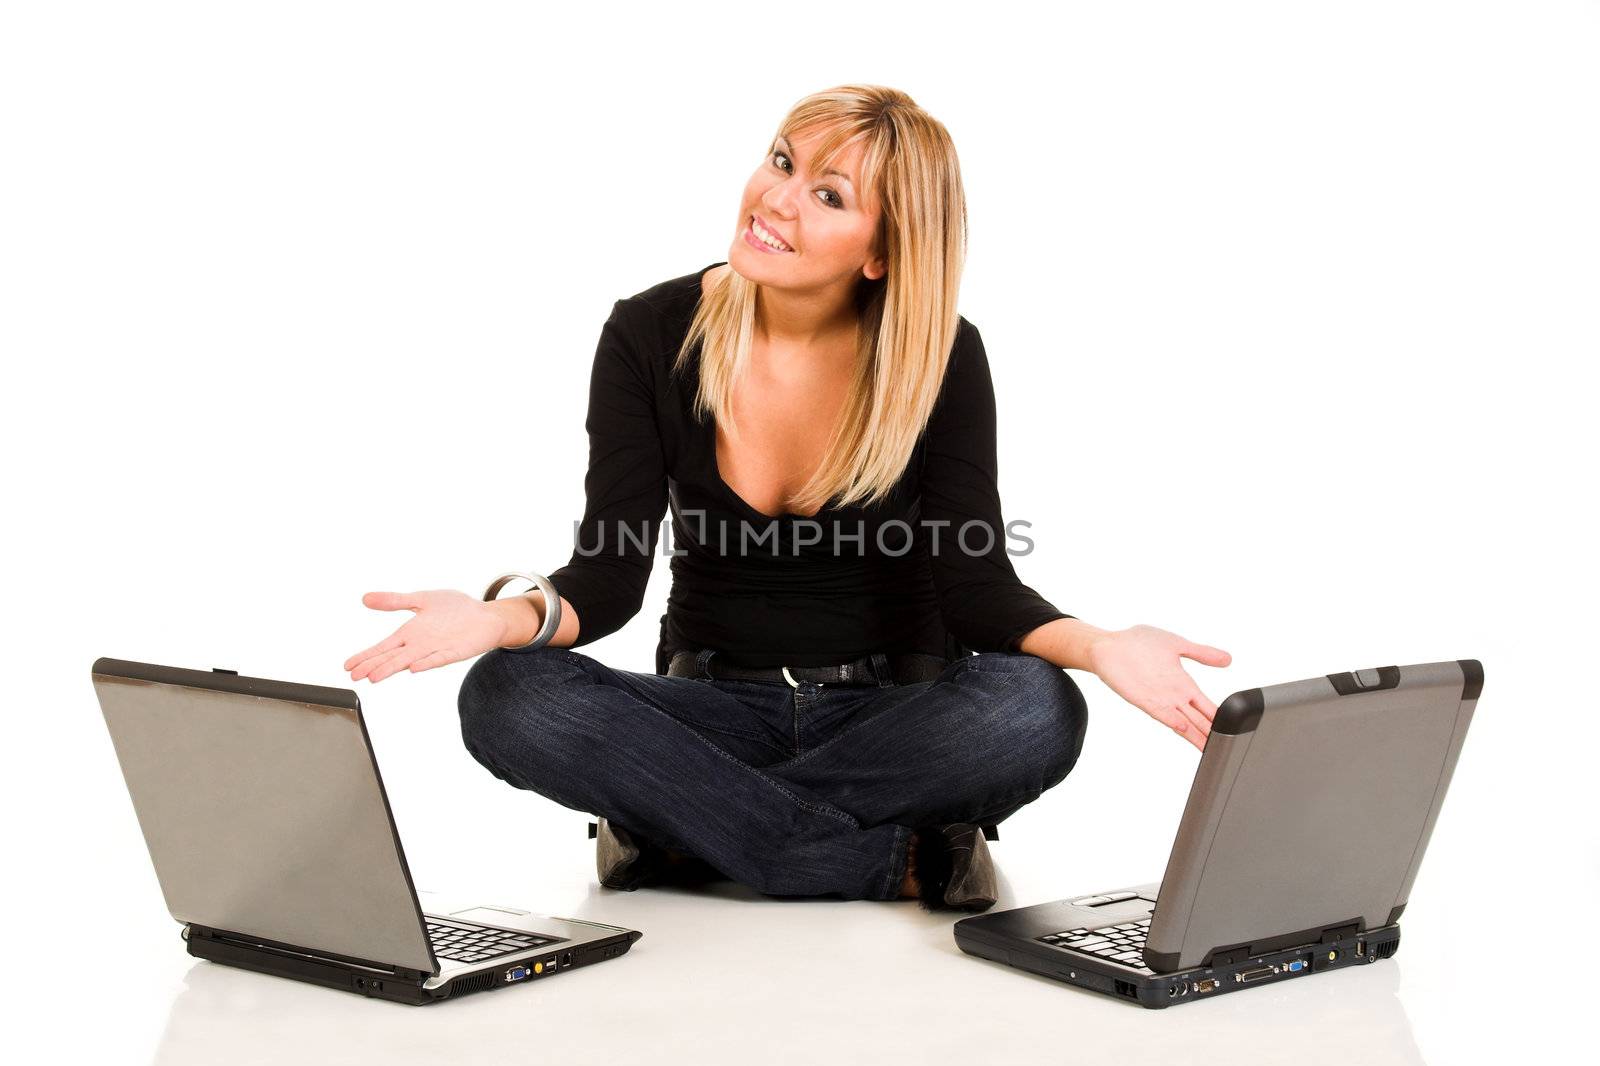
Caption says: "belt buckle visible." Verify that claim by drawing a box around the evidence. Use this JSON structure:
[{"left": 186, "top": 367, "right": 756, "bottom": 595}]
[{"left": 780, "top": 666, "right": 813, "bottom": 689}]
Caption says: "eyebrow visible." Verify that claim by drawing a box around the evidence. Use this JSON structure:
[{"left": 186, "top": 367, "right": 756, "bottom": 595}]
[{"left": 774, "top": 136, "right": 855, "bottom": 187}]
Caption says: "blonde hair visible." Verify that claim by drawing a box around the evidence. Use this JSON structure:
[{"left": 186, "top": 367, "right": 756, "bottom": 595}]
[{"left": 673, "top": 84, "right": 967, "bottom": 515}]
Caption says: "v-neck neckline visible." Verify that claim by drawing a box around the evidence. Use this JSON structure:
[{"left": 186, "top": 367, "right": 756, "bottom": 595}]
[
  {"left": 690, "top": 261, "right": 833, "bottom": 523},
  {"left": 706, "top": 414, "right": 828, "bottom": 523}
]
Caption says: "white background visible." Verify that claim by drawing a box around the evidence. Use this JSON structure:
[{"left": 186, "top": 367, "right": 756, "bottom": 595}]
[{"left": 4, "top": 1, "right": 1595, "bottom": 1063}]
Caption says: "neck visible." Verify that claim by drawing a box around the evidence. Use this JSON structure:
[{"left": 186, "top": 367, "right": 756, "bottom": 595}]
[{"left": 754, "top": 276, "right": 860, "bottom": 349}]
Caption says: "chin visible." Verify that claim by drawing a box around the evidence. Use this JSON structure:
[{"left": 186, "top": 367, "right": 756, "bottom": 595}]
[{"left": 727, "top": 240, "right": 783, "bottom": 284}]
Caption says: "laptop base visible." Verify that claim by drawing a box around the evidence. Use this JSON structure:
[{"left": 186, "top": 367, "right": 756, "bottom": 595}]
[
  {"left": 185, "top": 920, "right": 642, "bottom": 1006},
  {"left": 955, "top": 906, "right": 1400, "bottom": 1010}
]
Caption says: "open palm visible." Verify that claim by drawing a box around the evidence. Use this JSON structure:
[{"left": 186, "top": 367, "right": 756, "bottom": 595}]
[
  {"left": 1088, "top": 624, "right": 1232, "bottom": 751},
  {"left": 343, "top": 589, "right": 508, "bottom": 684}
]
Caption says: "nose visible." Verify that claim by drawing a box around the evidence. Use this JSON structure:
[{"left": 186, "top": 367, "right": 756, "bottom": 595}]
[{"left": 759, "top": 180, "right": 800, "bottom": 220}]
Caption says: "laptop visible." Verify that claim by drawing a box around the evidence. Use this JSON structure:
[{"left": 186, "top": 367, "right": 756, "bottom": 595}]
[
  {"left": 91, "top": 657, "right": 643, "bottom": 1005},
  {"left": 954, "top": 658, "right": 1481, "bottom": 1008}
]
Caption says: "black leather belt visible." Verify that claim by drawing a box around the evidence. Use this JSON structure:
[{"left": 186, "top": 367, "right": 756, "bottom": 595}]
[{"left": 667, "top": 649, "right": 952, "bottom": 687}]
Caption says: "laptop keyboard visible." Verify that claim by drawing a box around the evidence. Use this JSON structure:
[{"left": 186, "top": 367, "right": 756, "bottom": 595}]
[
  {"left": 426, "top": 917, "right": 559, "bottom": 963},
  {"left": 1038, "top": 918, "right": 1153, "bottom": 972}
]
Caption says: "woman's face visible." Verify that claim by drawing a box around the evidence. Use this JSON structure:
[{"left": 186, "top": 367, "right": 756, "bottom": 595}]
[{"left": 728, "top": 125, "right": 886, "bottom": 294}]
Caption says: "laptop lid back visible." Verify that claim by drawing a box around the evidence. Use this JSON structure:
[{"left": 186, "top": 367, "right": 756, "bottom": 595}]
[
  {"left": 1144, "top": 659, "right": 1481, "bottom": 971},
  {"left": 90, "top": 658, "right": 437, "bottom": 974}
]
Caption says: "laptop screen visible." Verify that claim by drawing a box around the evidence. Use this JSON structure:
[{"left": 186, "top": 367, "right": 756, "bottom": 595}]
[{"left": 91, "top": 659, "right": 436, "bottom": 973}]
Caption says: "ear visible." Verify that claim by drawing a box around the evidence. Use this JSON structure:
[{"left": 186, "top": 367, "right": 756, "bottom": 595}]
[{"left": 862, "top": 249, "right": 887, "bottom": 282}]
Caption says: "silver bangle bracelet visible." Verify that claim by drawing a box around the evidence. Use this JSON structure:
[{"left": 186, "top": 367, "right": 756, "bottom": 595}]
[{"left": 481, "top": 571, "right": 562, "bottom": 651}]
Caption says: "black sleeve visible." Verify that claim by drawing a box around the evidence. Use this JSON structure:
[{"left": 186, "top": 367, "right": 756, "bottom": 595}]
[
  {"left": 544, "top": 300, "right": 668, "bottom": 647},
  {"left": 918, "top": 319, "right": 1073, "bottom": 654}
]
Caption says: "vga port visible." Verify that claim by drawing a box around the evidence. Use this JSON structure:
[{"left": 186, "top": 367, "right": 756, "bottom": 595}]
[{"left": 504, "top": 965, "right": 531, "bottom": 983}]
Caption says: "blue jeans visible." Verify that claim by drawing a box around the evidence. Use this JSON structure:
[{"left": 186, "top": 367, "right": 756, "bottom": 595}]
[{"left": 456, "top": 646, "right": 1088, "bottom": 901}]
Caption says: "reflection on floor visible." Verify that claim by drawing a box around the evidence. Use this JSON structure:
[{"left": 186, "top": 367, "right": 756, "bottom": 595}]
[{"left": 149, "top": 879, "right": 1425, "bottom": 1066}]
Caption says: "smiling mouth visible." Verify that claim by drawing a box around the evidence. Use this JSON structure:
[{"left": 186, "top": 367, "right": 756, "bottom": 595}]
[{"left": 748, "top": 214, "right": 794, "bottom": 252}]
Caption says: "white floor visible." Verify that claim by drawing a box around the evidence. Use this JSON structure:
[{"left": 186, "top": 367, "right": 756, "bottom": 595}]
[
  {"left": 45, "top": 635, "right": 1587, "bottom": 1065},
  {"left": 40, "top": 823, "right": 1578, "bottom": 1066}
]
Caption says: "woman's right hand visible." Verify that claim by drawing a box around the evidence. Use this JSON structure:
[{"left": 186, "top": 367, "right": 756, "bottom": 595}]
[{"left": 343, "top": 589, "right": 513, "bottom": 684}]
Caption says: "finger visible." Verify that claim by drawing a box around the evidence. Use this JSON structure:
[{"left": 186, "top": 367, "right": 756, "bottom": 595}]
[
  {"left": 1156, "top": 704, "right": 1206, "bottom": 751},
  {"left": 1189, "top": 690, "right": 1219, "bottom": 723},
  {"left": 369, "top": 646, "right": 428, "bottom": 684},
  {"left": 1180, "top": 642, "right": 1232, "bottom": 668},
  {"left": 408, "top": 649, "right": 456, "bottom": 674},
  {"left": 344, "top": 633, "right": 404, "bottom": 671},
  {"left": 1146, "top": 702, "right": 1193, "bottom": 739},
  {"left": 1175, "top": 700, "right": 1212, "bottom": 740},
  {"left": 352, "top": 645, "right": 408, "bottom": 682},
  {"left": 363, "top": 591, "right": 423, "bottom": 613},
  {"left": 347, "top": 640, "right": 407, "bottom": 678}
]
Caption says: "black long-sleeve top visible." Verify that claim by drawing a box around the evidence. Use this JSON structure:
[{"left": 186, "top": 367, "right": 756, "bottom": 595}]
[{"left": 546, "top": 263, "right": 1072, "bottom": 671}]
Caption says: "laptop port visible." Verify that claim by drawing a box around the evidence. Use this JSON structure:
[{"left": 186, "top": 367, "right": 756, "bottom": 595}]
[
  {"left": 1193, "top": 979, "right": 1220, "bottom": 993},
  {"left": 504, "top": 966, "right": 530, "bottom": 983},
  {"left": 1235, "top": 965, "right": 1277, "bottom": 983},
  {"left": 1356, "top": 939, "right": 1366, "bottom": 957},
  {"left": 562, "top": 952, "right": 574, "bottom": 967}
]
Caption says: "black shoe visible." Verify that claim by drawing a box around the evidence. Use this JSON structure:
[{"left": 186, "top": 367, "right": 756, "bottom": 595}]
[
  {"left": 595, "top": 817, "right": 663, "bottom": 890},
  {"left": 595, "top": 817, "right": 726, "bottom": 891},
  {"left": 912, "top": 823, "right": 998, "bottom": 912}
]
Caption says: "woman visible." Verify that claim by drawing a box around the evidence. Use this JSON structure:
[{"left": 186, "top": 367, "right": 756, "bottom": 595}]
[{"left": 343, "top": 85, "right": 1230, "bottom": 911}]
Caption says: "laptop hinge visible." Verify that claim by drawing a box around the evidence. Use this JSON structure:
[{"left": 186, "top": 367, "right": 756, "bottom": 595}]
[
  {"left": 188, "top": 924, "right": 431, "bottom": 982},
  {"left": 1320, "top": 920, "right": 1361, "bottom": 944},
  {"left": 1202, "top": 917, "right": 1365, "bottom": 967}
]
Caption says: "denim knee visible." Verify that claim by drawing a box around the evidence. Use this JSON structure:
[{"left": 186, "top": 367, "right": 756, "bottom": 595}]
[
  {"left": 1035, "top": 667, "right": 1089, "bottom": 789},
  {"left": 455, "top": 647, "right": 605, "bottom": 808},
  {"left": 973, "top": 653, "right": 1089, "bottom": 793},
  {"left": 457, "top": 646, "right": 580, "bottom": 749}
]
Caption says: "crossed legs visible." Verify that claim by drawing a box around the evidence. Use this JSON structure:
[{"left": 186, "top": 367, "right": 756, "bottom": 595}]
[{"left": 457, "top": 646, "right": 1087, "bottom": 901}]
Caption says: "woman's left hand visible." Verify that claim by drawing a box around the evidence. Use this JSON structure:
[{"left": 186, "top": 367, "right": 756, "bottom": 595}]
[{"left": 1086, "top": 624, "right": 1232, "bottom": 751}]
